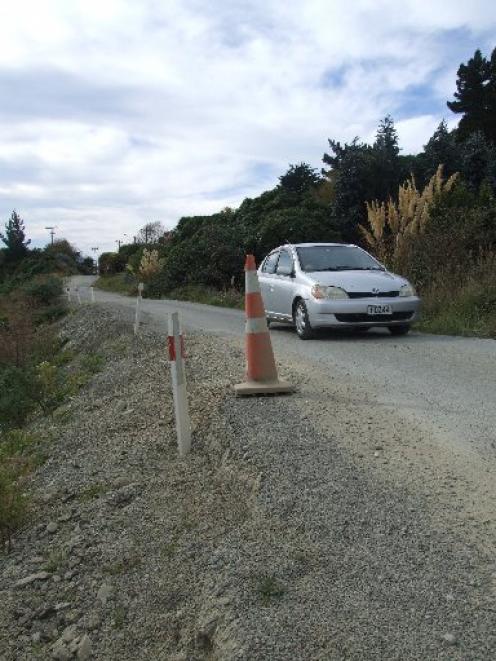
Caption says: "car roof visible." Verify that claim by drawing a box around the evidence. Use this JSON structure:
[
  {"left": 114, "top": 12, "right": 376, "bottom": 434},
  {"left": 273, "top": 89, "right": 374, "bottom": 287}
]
[{"left": 275, "top": 242, "right": 356, "bottom": 250}]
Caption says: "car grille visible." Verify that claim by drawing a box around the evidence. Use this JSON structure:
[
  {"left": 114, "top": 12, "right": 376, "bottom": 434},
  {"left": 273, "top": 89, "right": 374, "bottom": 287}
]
[
  {"left": 335, "top": 311, "right": 414, "bottom": 323},
  {"left": 347, "top": 291, "right": 400, "bottom": 298}
]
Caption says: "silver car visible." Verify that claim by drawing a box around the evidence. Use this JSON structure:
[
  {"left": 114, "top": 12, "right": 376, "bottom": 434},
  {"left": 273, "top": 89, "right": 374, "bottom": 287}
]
[{"left": 258, "top": 243, "right": 421, "bottom": 339}]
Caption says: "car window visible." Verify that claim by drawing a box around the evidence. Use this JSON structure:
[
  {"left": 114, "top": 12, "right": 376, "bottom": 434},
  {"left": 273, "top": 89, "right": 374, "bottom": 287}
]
[
  {"left": 276, "top": 250, "right": 293, "bottom": 275},
  {"left": 262, "top": 251, "right": 279, "bottom": 274},
  {"left": 296, "top": 246, "right": 384, "bottom": 272}
]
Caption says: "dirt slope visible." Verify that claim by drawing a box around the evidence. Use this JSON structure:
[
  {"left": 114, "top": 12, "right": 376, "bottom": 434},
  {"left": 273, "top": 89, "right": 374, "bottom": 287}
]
[{"left": 0, "top": 305, "right": 494, "bottom": 660}]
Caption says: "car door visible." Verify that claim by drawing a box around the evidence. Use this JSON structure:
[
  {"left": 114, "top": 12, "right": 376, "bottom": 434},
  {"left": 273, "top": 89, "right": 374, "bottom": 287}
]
[
  {"left": 272, "top": 249, "right": 296, "bottom": 318},
  {"left": 258, "top": 250, "right": 280, "bottom": 315}
]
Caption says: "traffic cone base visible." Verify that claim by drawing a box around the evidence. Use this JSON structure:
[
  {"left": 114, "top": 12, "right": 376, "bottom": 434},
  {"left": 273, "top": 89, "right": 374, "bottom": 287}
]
[{"left": 235, "top": 254, "right": 294, "bottom": 397}]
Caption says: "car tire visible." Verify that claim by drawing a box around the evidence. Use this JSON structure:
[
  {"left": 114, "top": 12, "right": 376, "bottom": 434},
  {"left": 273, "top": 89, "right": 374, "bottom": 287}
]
[
  {"left": 294, "top": 300, "right": 315, "bottom": 340},
  {"left": 388, "top": 324, "right": 410, "bottom": 336}
]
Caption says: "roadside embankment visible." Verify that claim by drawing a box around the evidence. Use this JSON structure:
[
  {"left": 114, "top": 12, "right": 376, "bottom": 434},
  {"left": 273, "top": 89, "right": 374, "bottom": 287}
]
[{"left": 0, "top": 305, "right": 494, "bottom": 660}]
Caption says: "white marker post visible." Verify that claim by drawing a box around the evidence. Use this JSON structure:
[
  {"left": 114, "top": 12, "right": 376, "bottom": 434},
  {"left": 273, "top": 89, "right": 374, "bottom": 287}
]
[
  {"left": 134, "top": 282, "right": 144, "bottom": 335},
  {"left": 66, "top": 287, "right": 72, "bottom": 303},
  {"left": 90, "top": 286, "right": 95, "bottom": 304},
  {"left": 75, "top": 287, "right": 81, "bottom": 305},
  {"left": 168, "top": 312, "right": 191, "bottom": 456}
]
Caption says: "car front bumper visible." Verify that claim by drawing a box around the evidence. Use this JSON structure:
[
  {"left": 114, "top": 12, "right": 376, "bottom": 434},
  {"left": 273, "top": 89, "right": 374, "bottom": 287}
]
[{"left": 306, "top": 296, "right": 421, "bottom": 328}]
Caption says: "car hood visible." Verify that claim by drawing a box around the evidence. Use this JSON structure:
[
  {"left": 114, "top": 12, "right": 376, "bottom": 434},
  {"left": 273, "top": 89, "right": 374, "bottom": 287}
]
[{"left": 305, "top": 269, "right": 406, "bottom": 292}]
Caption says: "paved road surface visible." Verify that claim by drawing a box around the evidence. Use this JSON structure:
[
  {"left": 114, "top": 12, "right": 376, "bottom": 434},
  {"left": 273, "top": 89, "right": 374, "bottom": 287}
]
[{"left": 70, "top": 275, "right": 496, "bottom": 461}]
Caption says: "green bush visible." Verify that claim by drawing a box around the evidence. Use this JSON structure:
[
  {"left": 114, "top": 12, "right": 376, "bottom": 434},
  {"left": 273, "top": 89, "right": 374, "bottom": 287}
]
[
  {"left": 24, "top": 276, "right": 63, "bottom": 306},
  {"left": 0, "top": 366, "right": 37, "bottom": 431},
  {"left": 0, "top": 463, "right": 30, "bottom": 551},
  {"left": 34, "top": 303, "right": 67, "bottom": 325}
]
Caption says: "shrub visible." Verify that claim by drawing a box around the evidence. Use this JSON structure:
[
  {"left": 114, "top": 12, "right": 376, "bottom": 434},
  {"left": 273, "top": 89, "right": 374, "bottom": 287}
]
[
  {"left": 24, "top": 275, "right": 63, "bottom": 306},
  {"left": 34, "top": 303, "right": 67, "bottom": 325},
  {"left": 0, "top": 463, "right": 30, "bottom": 551},
  {"left": 0, "top": 366, "right": 37, "bottom": 431}
]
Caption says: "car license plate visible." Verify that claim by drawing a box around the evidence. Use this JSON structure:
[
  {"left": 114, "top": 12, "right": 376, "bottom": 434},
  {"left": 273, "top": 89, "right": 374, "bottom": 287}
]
[{"left": 367, "top": 304, "right": 392, "bottom": 315}]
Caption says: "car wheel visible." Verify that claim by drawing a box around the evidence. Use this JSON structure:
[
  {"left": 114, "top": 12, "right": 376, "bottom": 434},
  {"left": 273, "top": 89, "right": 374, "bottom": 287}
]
[
  {"left": 389, "top": 324, "right": 410, "bottom": 336},
  {"left": 294, "top": 300, "right": 315, "bottom": 340}
]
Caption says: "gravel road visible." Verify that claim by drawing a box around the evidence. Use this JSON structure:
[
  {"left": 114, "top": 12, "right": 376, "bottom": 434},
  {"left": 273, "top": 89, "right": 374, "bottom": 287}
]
[
  {"left": 73, "top": 275, "right": 496, "bottom": 459},
  {"left": 1, "top": 302, "right": 495, "bottom": 660}
]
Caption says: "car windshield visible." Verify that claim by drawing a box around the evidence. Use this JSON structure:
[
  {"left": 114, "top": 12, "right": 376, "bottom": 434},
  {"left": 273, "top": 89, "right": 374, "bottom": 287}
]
[{"left": 296, "top": 246, "right": 384, "bottom": 272}]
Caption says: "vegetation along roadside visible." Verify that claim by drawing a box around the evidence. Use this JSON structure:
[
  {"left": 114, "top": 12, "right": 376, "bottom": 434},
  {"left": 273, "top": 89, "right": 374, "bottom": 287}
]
[{"left": 93, "top": 48, "right": 496, "bottom": 339}]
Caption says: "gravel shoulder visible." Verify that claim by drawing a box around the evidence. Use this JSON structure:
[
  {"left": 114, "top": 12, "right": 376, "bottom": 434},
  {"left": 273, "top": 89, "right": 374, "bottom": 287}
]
[{"left": 1, "top": 304, "right": 494, "bottom": 660}]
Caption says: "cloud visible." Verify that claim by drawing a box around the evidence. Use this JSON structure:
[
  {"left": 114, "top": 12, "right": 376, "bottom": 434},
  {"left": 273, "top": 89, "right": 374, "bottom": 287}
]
[{"left": 1, "top": 0, "right": 496, "bottom": 254}]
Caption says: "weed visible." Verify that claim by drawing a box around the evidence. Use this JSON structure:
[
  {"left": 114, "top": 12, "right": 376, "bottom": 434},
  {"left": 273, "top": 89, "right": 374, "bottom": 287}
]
[
  {"left": 79, "top": 353, "right": 105, "bottom": 374},
  {"left": 113, "top": 605, "right": 126, "bottom": 629},
  {"left": 44, "top": 548, "right": 67, "bottom": 573},
  {"left": 256, "top": 575, "right": 285, "bottom": 606},
  {"left": 104, "top": 555, "right": 140, "bottom": 575},
  {"left": 78, "top": 483, "right": 108, "bottom": 502},
  {"left": 161, "top": 540, "right": 178, "bottom": 559},
  {"left": 0, "top": 464, "right": 30, "bottom": 552},
  {"left": 104, "top": 337, "right": 129, "bottom": 358}
]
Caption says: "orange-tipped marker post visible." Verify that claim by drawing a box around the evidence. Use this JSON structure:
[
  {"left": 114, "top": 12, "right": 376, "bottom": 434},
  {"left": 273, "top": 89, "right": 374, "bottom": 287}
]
[{"left": 234, "top": 255, "right": 293, "bottom": 396}]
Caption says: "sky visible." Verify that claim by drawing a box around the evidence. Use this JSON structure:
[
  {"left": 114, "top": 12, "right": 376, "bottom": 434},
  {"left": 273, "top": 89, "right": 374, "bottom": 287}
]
[{"left": 0, "top": 1, "right": 495, "bottom": 256}]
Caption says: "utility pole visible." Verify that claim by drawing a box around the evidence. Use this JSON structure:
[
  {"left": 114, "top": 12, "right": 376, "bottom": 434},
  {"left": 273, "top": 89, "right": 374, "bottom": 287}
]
[
  {"left": 45, "top": 226, "right": 56, "bottom": 245},
  {"left": 91, "top": 247, "right": 99, "bottom": 275}
]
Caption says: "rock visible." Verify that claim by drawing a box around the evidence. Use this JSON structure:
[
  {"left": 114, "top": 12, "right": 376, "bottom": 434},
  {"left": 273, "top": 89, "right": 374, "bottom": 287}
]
[
  {"left": 61, "top": 625, "right": 78, "bottom": 643},
  {"left": 64, "top": 570, "right": 77, "bottom": 580},
  {"left": 86, "top": 612, "right": 101, "bottom": 631},
  {"left": 55, "top": 602, "right": 71, "bottom": 612},
  {"left": 32, "top": 631, "right": 41, "bottom": 643},
  {"left": 52, "top": 575, "right": 61, "bottom": 583},
  {"left": 442, "top": 632, "right": 457, "bottom": 645},
  {"left": 46, "top": 522, "right": 59, "bottom": 534},
  {"left": 58, "top": 512, "right": 73, "bottom": 523},
  {"left": 107, "top": 484, "right": 138, "bottom": 507},
  {"left": 15, "top": 571, "right": 51, "bottom": 587},
  {"left": 77, "top": 634, "right": 92, "bottom": 660},
  {"left": 64, "top": 610, "right": 80, "bottom": 624},
  {"left": 52, "top": 639, "right": 71, "bottom": 661},
  {"left": 36, "top": 605, "right": 56, "bottom": 620},
  {"left": 96, "top": 582, "right": 114, "bottom": 606},
  {"left": 31, "top": 556, "right": 45, "bottom": 564}
]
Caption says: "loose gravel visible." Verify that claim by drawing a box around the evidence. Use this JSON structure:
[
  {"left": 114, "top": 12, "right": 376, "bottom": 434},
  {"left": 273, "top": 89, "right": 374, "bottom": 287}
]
[{"left": 0, "top": 305, "right": 494, "bottom": 660}]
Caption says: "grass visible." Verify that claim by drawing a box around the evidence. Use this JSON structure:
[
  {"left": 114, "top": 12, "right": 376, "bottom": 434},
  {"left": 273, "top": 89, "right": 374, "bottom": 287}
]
[
  {"left": 78, "top": 483, "right": 108, "bottom": 502},
  {"left": 0, "top": 429, "right": 48, "bottom": 551},
  {"left": 416, "top": 260, "right": 496, "bottom": 339},
  {"left": 79, "top": 353, "right": 105, "bottom": 374},
  {"left": 44, "top": 548, "right": 67, "bottom": 573},
  {"left": 104, "top": 555, "right": 140, "bottom": 575},
  {"left": 113, "top": 605, "right": 126, "bottom": 629},
  {"left": 162, "top": 285, "right": 244, "bottom": 309},
  {"left": 94, "top": 273, "right": 136, "bottom": 296},
  {"left": 256, "top": 575, "right": 285, "bottom": 606}
]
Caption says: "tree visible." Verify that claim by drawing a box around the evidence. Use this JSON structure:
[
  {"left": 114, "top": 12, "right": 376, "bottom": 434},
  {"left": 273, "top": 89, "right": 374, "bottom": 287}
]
[
  {"left": 447, "top": 48, "right": 496, "bottom": 143},
  {"left": 278, "top": 163, "right": 322, "bottom": 196},
  {"left": 373, "top": 115, "right": 401, "bottom": 202},
  {"left": 421, "top": 120, "right": 460, "bottom": 181},
  {"left": 322, "top": 138, "right": 378, "bottom": 240},
  {"left": 0, "top": 211, "right": 30, "bottom": 262},
  {"left": 137, "top": 221, "right": 165, "bottom": 244}
]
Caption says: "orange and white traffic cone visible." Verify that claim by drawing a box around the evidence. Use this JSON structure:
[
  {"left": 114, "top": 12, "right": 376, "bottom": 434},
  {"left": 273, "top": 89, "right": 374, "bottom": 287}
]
[{"left": 234, "top": 255, "right": 293, "bottom": 396}]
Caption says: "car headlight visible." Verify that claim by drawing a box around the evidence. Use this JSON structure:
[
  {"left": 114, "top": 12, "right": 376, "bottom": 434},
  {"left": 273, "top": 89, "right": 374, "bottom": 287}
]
[
  {"left": 399, "top": 283, "right": 416, "bottom": 297},
  {"left": 311, "top": 284, "right": 349, "bottom": 300}
]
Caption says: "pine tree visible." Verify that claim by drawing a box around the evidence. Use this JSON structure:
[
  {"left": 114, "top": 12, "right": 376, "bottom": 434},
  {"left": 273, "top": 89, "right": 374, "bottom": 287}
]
[
  {"left": 0, "top": 211, "right": 31, "bottom": 262},
  {"left": 447, "top": 49, "right": 492, "bottom": 142},
  {"left": 422, "top": 120, "right": 459, "bottom": 180},
  {"left": 373, "top": 115, "right": 401, "bottom": 202}
]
